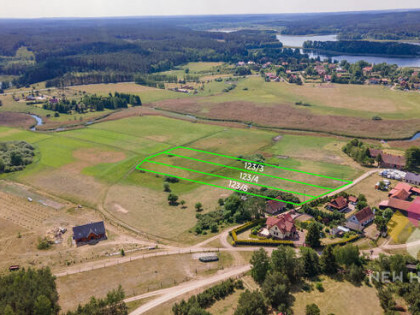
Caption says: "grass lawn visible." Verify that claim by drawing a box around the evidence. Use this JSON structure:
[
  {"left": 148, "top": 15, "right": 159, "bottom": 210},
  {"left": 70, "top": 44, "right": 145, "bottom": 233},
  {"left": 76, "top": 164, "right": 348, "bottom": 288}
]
[{"left": 292, "top": 276, "right": 382, "bottom": 315}]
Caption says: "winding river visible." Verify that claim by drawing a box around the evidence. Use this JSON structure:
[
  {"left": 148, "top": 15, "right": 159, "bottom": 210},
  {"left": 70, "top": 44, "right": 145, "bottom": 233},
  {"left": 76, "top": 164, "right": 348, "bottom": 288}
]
[{"left": 30, "top": 114, "right": 43, "bottom": 131}]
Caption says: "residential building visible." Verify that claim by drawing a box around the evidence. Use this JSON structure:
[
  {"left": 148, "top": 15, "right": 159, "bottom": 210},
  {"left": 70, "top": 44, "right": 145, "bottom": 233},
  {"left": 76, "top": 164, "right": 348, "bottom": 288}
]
[
  {"left": 265, "top": 213, "right": 297, "bottom": 239},
  {"left": 72, "top": 221, "right": 106, "bottom": 246},
  {"left": 369, "top": 149, "right": 406, "bottom": 169},
  {"left": 347, "top": 206, "right": 375, "bottom": 230},
  {"left": 405, "top": 172, "right": 420, "bottom": 186},
  {"left": 327, "top": 196, "right": 348, "bottom": 212},
  {"left": 265, "top": 197, "right": 286, "bottom": 215}
]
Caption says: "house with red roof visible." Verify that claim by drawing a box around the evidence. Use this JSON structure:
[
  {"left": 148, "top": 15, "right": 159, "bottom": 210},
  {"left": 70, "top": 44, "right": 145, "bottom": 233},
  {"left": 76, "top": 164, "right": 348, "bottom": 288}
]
[
  {"left": 368, "top": 149, "right": 406, "bottom": 169},
  {"left": 346, "top": 206, "right": 375, "bottom": 231},
  {"left": 379, "top": 198, "right": 411, "bottom": 212},
  {"left": 388, "top": 182, "right": 420, "bottom": 200},
  {"left": 348, "top": 196, "right": 358, "bottom": 205},
  {"left": 266, "top": 213, "right": 297, "bottom": 240},
  {"left": 327, "top": 196, "right": 349, "bottom": 212},
  {"left": 265, "top": 197, "right": 286, "bottom": 215}
]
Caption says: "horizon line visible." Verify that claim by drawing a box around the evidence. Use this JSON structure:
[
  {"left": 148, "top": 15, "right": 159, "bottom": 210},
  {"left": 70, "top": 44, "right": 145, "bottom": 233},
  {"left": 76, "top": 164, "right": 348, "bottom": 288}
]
[{"left": 0, "top": 8, "right": 419, "bottom": 20}]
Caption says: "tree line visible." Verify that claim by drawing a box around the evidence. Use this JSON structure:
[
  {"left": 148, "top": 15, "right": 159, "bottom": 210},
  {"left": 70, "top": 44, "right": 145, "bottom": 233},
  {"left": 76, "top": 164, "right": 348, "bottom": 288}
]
[
  {"left": 42, "top": 92, "right": 141, "bottom": 114},
  {"left": 303, "top": 40, "right": 420, "bottom": 57},
  {"left": 172, "top": 279, "right": 243, "bottom": 315}
]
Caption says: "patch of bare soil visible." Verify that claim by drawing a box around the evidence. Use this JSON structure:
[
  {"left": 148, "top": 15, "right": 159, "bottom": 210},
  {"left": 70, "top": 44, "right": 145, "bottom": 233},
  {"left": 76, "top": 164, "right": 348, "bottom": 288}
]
[
  {"left": 153, "top": 99, "right": 420, "bottom": 139},
  {"left": 0, "top": 112, "right": 35, "bottom": 128}
]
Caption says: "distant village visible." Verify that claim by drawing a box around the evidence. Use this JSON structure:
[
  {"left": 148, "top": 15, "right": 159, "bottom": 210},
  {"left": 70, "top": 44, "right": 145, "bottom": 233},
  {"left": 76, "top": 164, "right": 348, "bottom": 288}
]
[{"left": 236, "top": 59, "right": 420, "bottom": 91}]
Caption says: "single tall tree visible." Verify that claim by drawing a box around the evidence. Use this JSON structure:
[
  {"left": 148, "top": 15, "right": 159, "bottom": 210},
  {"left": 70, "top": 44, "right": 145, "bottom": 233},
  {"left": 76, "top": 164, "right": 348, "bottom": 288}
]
[
  {"left": 300, "top": 247, "right": 320, "bottom": 278},
  {"left": 234, "top": 290, "right": 268, "bottom": 315},
  {"left": 261, "top": 272, "right": 291, "bottom": 309},
  {"left": 305, "top": 223, "right": 321, "bottom": 248},
  {"left": 320, "top": 245, "right": 338, "bottom": 275},
  {"left": 250, "top": 248, "right": 270, "bottom": 284}
]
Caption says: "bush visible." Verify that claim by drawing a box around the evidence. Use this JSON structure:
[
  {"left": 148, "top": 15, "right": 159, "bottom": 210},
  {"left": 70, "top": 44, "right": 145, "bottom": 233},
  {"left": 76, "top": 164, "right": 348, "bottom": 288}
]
[
  {"left": 315, "top": 282, "right": 324, "bottom": 292},
  {"left": 37, "top": 237, "right": 51, "bottom": 250},
  {"left": 0, "top": 141, "right": 35, "bottom": 173}
]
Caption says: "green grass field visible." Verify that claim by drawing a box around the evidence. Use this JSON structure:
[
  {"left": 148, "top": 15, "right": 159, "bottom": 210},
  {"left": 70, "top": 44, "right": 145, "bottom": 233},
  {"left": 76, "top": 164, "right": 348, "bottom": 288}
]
[
  {"left": 201, "top": 76, "right": 420, "bottom": 120},
  {"left": 1, "top": 115, "right": 363, "bottom": 243}
]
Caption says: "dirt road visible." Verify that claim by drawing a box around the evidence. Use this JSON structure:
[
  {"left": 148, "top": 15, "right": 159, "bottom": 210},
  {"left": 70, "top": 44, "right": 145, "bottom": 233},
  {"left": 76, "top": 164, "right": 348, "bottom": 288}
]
[
  {"left": 127, "top": 265, "right": 251, "bottom": 315},
  {"left": 327, "top": 169, "right": 380, "bottom": 197}
]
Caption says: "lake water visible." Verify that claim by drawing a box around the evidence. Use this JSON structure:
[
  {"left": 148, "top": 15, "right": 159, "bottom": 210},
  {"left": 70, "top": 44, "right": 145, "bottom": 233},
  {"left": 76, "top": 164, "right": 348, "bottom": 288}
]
[
  {"left": 276, "top": 34, "right": 420, "bottom": 67},
  {"left": 304, "top": 50, "right": 420, "bottom": 67}
]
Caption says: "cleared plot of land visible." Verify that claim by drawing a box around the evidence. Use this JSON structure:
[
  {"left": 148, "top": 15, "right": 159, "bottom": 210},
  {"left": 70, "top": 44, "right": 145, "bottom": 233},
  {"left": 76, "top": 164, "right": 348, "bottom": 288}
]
[
  {"left": 137, "top": 146, "right": 351, "bottom": 205},
  {"left": 292, "top": 277, "right": 382, "bottom": 315},
  {"left": 56, "top": 252, "right": 234, "bottom": 312}
]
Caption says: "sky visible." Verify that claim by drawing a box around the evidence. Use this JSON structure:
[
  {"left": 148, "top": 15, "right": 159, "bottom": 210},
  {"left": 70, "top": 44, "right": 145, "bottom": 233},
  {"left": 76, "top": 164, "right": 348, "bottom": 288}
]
[{"left": 1, "top": 0, "right": 419, "bottom": 18}]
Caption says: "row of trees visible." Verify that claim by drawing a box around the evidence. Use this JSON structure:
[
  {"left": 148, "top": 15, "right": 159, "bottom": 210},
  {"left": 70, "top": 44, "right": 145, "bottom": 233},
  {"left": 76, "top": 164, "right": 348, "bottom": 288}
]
[
  {"left": 42, "top": 92, "right": 141, "bottom": 114},
  {"left": 172, "top": 279, "right": 243, "bottom": 315},
  {"left": 303, "top": 40, "right": 420, "bottom": 57}
]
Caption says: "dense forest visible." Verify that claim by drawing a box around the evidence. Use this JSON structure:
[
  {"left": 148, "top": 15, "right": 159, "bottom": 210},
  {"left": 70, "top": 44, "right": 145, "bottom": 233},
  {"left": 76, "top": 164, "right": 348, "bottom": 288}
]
[
  {"left": 0, "top": 268, "right": 128, "bottom": 315},
  {"left": 0, "top": 268, "right": 60, "bottom": 315},
  {"left": 277, "top": 10, "right": 420, "bottom": 40},
  {"left": 1, "top": 11, "right": 419, "bottom": 87},
  {"left": 0, "top": 18, "right": 282, "bottom": 86},
  {"left": 303, "top": 40, "right": 420, "bottom": 56}
]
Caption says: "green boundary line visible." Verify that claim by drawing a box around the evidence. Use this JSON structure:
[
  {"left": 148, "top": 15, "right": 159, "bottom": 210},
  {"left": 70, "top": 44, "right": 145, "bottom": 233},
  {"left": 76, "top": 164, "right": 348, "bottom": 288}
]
[
  {"left": 137, "top": 167, "right": 302, "bottom": 205},
  {"left": 135, "top": 146, "right": 353, "bottom": 205},
  {"left": 170, "top": 146, "right": 352, "bottom": 183},
  {"left": 166, "top": 152, "right": 333, "bottom": 190},
  {"left": 146, "top": 159, "right": 316, "bottom": 197}
]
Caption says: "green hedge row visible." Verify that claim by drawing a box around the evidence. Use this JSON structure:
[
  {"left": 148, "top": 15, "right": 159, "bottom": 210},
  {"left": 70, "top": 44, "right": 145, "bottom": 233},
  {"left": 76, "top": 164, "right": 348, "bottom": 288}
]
[
  {"left": 325, "top": 235, "right": 360, "bottom": 246},
  {"left": 230, "top": 219, "right": 294, "bottom": 247}
]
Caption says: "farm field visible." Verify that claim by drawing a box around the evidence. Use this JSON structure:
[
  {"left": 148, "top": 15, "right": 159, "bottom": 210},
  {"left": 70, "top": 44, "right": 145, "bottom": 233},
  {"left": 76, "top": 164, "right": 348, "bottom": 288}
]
[
  {"left": 0, "top": 114, "right": 363, "bottom": 244},
  {"left": 151, "top": 75, "right": 420, "bottom": 139},
  {"left": 2, "top": 62, "right": 420, "bottom": 138}
]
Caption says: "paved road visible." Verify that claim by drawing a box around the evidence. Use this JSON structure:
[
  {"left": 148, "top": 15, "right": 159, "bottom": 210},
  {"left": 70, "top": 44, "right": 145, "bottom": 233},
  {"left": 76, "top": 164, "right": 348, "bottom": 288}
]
[{"left": 127, "top": 265, "right": 251, "bottom": 315}]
